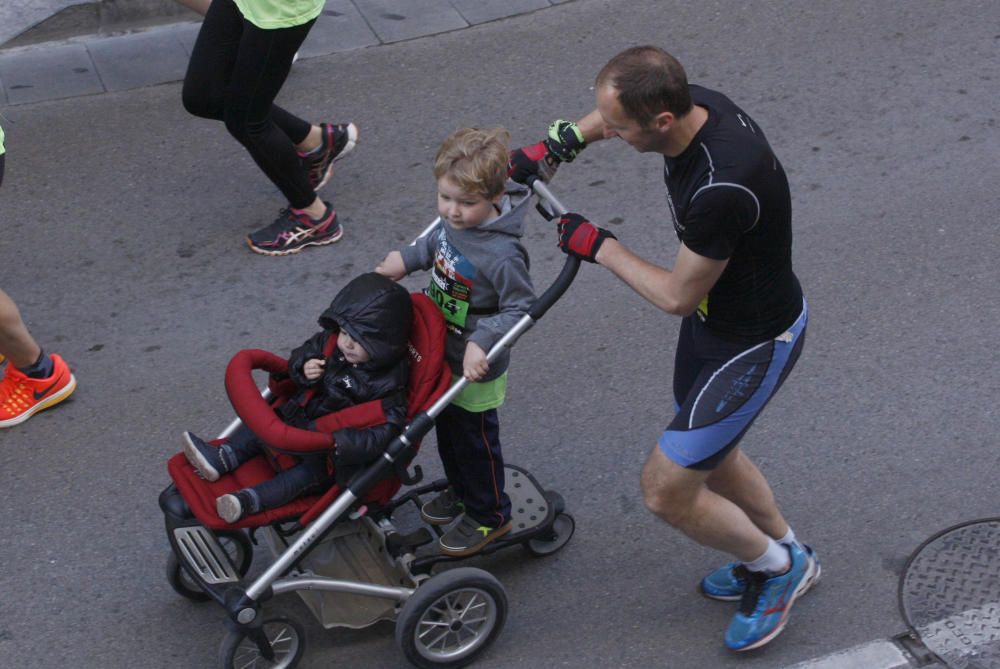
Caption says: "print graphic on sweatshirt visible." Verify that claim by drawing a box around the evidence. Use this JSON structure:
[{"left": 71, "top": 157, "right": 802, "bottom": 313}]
[{"left": 427, "top": 237, "right": 477, "bottom": 330}]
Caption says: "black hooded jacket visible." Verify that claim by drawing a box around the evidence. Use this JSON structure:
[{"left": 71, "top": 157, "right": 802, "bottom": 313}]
[{"left": 281, "top": 273, "right": 412, "bottom": 474}]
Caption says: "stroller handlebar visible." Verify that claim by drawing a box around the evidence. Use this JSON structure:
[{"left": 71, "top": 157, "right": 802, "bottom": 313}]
[{"left": 527, "top": 177, "right": 580, "bottom": 320}]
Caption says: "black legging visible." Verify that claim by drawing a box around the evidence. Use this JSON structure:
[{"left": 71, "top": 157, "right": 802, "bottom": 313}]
[{"left": 182, "top": 0, "right": 316, "bottom": 209}]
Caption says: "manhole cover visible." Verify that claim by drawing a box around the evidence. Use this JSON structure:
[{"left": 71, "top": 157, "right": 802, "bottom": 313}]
[{"left": 900, "top": 518, "right": 1000, "bottom": 668}]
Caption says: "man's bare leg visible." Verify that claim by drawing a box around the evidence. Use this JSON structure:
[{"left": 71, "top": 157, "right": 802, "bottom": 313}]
[
  {"left": 640, "top": 447, "right": 772, "bottom": 563},
  {"left": 707, "top": 447, "right": 790, "bottom": 540}
]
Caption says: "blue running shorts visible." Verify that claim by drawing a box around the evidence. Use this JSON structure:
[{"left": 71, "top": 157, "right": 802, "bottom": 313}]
[{"left": 658, "top": 299, "right": 808, "bottom": 470}]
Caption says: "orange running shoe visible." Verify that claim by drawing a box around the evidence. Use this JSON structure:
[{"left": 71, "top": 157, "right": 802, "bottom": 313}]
[{"left": 0, "top": 353, "right": 77, "bottom": 428}]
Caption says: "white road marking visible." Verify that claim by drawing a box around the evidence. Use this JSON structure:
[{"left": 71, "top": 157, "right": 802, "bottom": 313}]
[{"left": 783, "top": 640, "right": 911, "bottom": 669}]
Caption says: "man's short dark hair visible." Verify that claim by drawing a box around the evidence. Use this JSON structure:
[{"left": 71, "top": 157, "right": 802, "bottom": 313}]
[{"left": 596, "top": 46, "right": 693, "bottom": 126}]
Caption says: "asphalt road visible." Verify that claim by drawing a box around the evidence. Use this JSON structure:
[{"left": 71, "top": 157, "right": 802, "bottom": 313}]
[{"left": 1, "top": 0, "right": 999, "bottom": 667}]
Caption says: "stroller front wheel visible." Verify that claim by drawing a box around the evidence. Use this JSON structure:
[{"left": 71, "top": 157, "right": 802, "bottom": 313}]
[
  {"left": 166, "top": 529, "right": 254, "bottom": 601},
  {"left": 395, "top": 567, "right": 507, "bottom": 668},
  {"left": 218, "top": 617, "right": 304, "bottom": 669},
  {"left": 165, "top": 551, "right": 211, "bottom": 602}
]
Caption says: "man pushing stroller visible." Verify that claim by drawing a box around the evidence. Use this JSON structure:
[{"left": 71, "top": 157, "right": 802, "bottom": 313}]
[{"left": 181, "top": 272, "right": 412, "bottom": 522}]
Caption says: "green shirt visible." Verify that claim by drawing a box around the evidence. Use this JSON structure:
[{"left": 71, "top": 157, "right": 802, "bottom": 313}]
[
  {"left": 451, "top": 373, "right": 507, "bottom": 412},
  {"left": 234, "top": 0, "right": 324, "bottom": 29}
]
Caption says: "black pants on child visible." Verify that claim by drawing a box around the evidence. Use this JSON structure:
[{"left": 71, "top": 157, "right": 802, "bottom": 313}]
[
  {"left": 226, "top": 425, "right": 333, "bottom": 510},
  {"left": 434, "top": 404, "right": 511, "bottom": 528},
  {"left": 181, "top": 0, "right": 317, "bottom": 209}
]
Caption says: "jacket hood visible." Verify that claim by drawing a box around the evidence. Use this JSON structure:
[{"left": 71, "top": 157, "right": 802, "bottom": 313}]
[
  {"left": 319, "top": 273, "right": 413, "bottom": 369},
  {"left": 475, "top": 180, "right": 531, "bottom": 237}
]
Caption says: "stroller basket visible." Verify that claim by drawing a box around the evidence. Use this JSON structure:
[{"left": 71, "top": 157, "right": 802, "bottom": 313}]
[{"left": 261, "top": 516, "right": 416, "bottom": 629}]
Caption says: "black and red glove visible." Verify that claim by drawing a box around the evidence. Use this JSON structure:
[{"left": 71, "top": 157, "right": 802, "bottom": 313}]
[
  {"left": 557, "top": 213, "right": 617, "bottom": 263},
  {"left": 507, "top": 119, "right": 587, "bottom": 184},
  {"left": 508, "top": 141, "right": 558, "bottom": 183}
]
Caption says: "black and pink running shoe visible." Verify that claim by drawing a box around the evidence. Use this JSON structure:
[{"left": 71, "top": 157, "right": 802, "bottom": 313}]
[
  {"left": 301, "top": 122, "right": 358, "bottom": 191},
  {"left": 246, "top": 202, "right": 343, "bottom": 256}
]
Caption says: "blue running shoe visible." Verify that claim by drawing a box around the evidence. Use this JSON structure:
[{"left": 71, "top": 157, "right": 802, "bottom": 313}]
[
  {"left": 803, "top": 544, "right": 822, "bottom": 590},
  {"left": 724, "top": 543, "right": 817, "bottom": 652},
  {"left": 701, "top": 544, "right": 821, "bottom": 602},
  {"left": 701, "top": 562, "right": 751, "bottom": 601}
]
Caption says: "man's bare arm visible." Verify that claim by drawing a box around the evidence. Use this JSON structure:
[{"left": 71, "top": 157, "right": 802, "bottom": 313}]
[
  {"left": 575, "top": 109, "right": 608, "bottom": 145},
  {"left": 595, "top": 239, "right": 728, "bottom": 316}
]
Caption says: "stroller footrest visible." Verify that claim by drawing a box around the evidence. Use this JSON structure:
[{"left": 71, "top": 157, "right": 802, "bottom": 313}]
[
  {"left": 386, "top": 527, "right": 434, "bottom": 556},
  {"left": 174, "top": 526, "right": 240, "bottom": 585}
]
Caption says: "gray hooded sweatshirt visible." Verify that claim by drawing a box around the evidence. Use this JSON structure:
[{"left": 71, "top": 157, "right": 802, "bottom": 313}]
[{"left": 400, "top": 181, "right": 535, "bottom": 382}]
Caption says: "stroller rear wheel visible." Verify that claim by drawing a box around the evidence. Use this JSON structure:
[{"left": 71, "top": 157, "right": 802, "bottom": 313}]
[
  {"left": 395, "top": 567, "right": 507, "bottom": 668},
  {"left": 166, "top": 529, "right": 254, "bottom": 601},
  {"left": 525, "top": 513, "right": 575, "bottom": 557},
  {"left": 218, "top": 616, "right": 304, "bottom": 669}
]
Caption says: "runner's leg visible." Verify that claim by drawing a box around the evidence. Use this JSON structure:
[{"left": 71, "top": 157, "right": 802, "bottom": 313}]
[
  {"left": 641, "top": 447, "right": 770, "bottom": 562},
  {"left": 0, "top": 288, "right": 42, "bottom": 369},
  {"left": 222, "top": 16, "right": 315, "bottom": 209},
  {"left": 707, "top": 447, "right": 789, "bottom": 540}
]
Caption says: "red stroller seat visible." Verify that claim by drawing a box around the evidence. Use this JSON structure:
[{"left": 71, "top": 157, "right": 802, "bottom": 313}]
[{"left": 167, "top": 293, "right": 450, "bottom": 530}]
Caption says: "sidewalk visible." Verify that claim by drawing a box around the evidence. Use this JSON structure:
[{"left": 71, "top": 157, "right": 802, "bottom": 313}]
[{"left": 0, "top": 0, "right": 570, "bottom": 105}]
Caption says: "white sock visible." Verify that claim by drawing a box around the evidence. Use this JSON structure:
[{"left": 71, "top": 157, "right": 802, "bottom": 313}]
[
  {"left": 744, "top": 538, "right": 790, "bottom": 575},
  {"left": 776, "top": 527, "right": 800, "bottom": 548}
]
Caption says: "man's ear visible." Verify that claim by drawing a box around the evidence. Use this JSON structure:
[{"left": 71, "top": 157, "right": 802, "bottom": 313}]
[{"left": 652, "top": 111, "right": 675, "bottom": 132}]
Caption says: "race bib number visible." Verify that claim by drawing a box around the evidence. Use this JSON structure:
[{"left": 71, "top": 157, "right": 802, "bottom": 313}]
[
  {"left": 428, "top": 276, "right": 470, "bottom": 327},
  {"left": 428, "top": 238, "right": 476, "bottom": 328}
]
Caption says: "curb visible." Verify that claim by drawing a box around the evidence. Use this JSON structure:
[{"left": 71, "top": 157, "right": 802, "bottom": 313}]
[
  {"left": 784, "top": 633, "right": 948, "bottom": 669},
  {"left": 2, "top": 0, "right": 195, "bottom": 50},
  {"left": 785, "top": 640, "right": 914, "bottom": 669},
  {"left": 0, "top": 0, "right": 572, "bottom": 106}
]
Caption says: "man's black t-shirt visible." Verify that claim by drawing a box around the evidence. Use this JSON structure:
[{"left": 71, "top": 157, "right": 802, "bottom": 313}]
[{"left": 663, "top": 85, "right": 802, "bottom": 343}]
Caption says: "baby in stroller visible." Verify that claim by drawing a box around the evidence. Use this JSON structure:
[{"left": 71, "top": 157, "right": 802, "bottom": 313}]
[{"left": 181, "top": 272, "right": 413, "bottom": 523}]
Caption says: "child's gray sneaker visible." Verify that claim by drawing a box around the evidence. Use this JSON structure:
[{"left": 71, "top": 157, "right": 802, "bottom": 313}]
[
  {"left": 182, "top": 431, "right": 227, "bottom": 482},
  {"left": 439, "top": 514, "right": 511, "bottom": 557},
  {"left": 420, "top": 488, "right": 464, "bottom": 525}
]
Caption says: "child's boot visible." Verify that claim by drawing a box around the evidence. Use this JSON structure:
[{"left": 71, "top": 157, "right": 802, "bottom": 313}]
[
  {"left": 216, "top": 489, "right": 258, "bottom": 523},
  {"left": 182, "top": 431, "right": 230, "bottom": 482}
]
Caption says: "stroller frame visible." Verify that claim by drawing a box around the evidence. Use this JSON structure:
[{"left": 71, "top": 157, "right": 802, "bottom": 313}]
[{"left": 160, "top": 180, "right": 579, "bottom": 668}]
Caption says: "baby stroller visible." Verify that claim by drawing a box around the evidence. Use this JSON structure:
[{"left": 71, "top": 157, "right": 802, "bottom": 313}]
[{"left": 159, "top": 180, "right": 579, "bottom": 668}]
